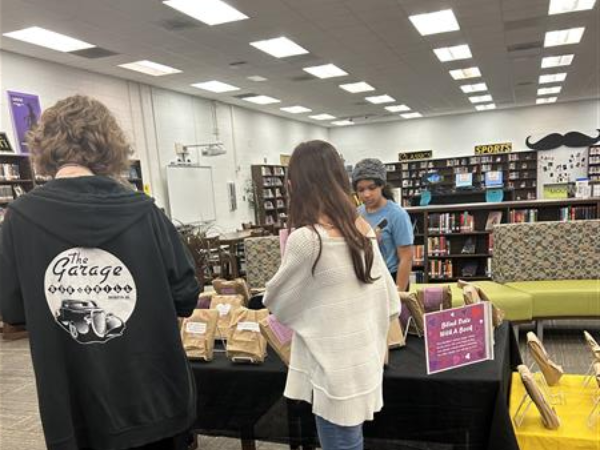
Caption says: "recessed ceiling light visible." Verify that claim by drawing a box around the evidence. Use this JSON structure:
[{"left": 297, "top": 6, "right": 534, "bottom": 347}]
[
  {"left": 366, "top": 95, "right": 395, "bottom": 104},
  {"left": 339, "top": 82, "right": 375, "bottom": 93},
  {"left": 541, "top": 54, "right": 575, "bottom": 68},
  {"left": 469, "top": 94, "right": 493, "bottom": 104},
  {"left": 191, "top": 80, "right": 239, "bottom": 93},
  {"left": 303, "top": 64, "right": 348, "bottom": 79},
  {"left": 537, "top": 97, "right": 558, "bottom": 104},
  {"left": 242, "top": 95, "right": 281, "bottom": 105},
  {"left": 450, "top": 67, "right": 481, "bottom": 80},
  {"left": 250, "top": 37, "right": 308, "bottom": 58},
  {"left": 2, "top": 26, "right": 95, "bottom": 52},
  {"left": 538, "top": 86, "right": 563, "bottom": 95},
  {"left": 332, "top": 120, "right": 354, "bottom": 126},
  {"left": 544, "top": 27, "right": 585, "bottom": 47},
  {"left": 539, "top": 73, "right": 567, "bottom": 84},
  {"left": 409, "top": 9, "right": 460, "bottom": 36},
  {"left": 401, "top": 112, "right": 423, "bottom": 119},
  {"left": 549, "top": 0, "right": 596, "bottom": 15},
  {"left": 385, "top": 105, "right": 411, "bottom": 112},
  {"left": 247, "top": 75, "right": 268, "bottom": 82},
  {"left": 280, "top": 106, "right": 312, "bottom": 114},
  {"left": 310, "top": 114, "right": 337, "bottom": 121},
  {"left": 475, "top": 104, "right": 496, "bottom": 111},
  {"left": 433, "top": 44, "right": 472, "bottom": 62},
  {"left": 119, "top": 60, "right": 181, "bottom": 77},
  {"left": 163, "top": 0, "right": 248, "bottom": 26},
  {"left": 460, "top": 82, "right": 488, "bottom": 93}
]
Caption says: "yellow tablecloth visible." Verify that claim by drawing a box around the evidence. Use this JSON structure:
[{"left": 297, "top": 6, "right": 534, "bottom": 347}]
[{"left": 510, "top": 373, "right": 600, "bottom": 450}]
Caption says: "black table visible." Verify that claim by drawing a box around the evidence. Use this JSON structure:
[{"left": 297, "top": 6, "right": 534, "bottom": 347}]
[{"left": 191, "top": 322, "right": 521, "bottom": 450}]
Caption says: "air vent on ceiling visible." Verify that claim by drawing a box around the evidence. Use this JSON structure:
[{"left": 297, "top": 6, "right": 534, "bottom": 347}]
[
  {"left": 504, "top": 17, "right": 546, "bottom": 31},
  {"left": 290, "top": 74, "right": 314, "bottom": 82},
  {"left": 158, "top": 18, "right": 200, "bottom": 31},
  {"left": 507, "top": 41, "right": 543, "bottom": 53},
  {"left": 229, "top": 61, "right": 248, "bottom": 70},
  {"left": 70, "top": 47, "right": 119, "bottom": 59}
]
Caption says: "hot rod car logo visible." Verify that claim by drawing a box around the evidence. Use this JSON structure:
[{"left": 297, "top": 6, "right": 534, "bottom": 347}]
[{"left": 55, "top": 299, "right": 126, "bottom": 344}]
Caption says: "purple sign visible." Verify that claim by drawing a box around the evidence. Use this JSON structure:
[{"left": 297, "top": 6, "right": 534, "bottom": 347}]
[
  {"left": 424, "top": 303, "right": 494, "bottom": 375},
  {"left": 7, "top": 91, "right": 42, "bottom": 154}
]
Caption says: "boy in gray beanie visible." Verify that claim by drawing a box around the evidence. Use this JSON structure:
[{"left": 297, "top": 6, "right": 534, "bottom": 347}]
[{"left": 353, "top": 158, "right": 413, "bottom": 290}]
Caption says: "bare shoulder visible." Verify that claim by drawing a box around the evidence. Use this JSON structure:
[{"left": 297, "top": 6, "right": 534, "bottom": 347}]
[{"left": 355, "top": 216, "right": 375, "bottom": 237}]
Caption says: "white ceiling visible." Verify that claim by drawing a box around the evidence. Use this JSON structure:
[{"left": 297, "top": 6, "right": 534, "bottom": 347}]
[{"left": 0, "top": 0, "right": 598, "bottom": 127}]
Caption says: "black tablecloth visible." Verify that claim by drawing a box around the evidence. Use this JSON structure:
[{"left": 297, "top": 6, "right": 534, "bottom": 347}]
[{"left": 191, "top": 322, "right": 522, "bottom": 450}]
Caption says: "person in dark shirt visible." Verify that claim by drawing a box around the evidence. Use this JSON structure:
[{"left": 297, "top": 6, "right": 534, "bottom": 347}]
[{"left": 0, "top": 95, "right": 201, "bottom": 450}]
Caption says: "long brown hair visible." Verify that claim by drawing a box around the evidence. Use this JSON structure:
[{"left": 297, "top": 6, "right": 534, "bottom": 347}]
[{"left": 287, "top": 140, "right": 377, "bottom": 283}]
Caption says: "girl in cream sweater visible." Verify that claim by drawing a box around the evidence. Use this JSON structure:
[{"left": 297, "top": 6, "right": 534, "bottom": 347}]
[{"left": 263, "top": 140, "right": 400, "bottom": 450}]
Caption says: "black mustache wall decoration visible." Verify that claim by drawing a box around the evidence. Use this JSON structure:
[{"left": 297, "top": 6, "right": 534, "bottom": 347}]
[{"left": 526, "top": 129, "right": 600, "bottom": 151}]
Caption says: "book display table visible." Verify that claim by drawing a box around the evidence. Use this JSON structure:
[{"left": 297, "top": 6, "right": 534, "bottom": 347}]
[{"left": 191, "top": 323, "right": 521, "bottom": 450}]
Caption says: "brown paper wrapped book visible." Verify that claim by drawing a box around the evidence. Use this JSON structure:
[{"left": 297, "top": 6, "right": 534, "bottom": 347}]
[
  {"left": 227, "top": 308, "right": 269, "bottom": 364},
  {"left": 181, "top": 309, "right": 219, "bottom": 361},
  {"left": 259, "top": 315, "right": 292, "bottom": 366},
  {"left": 212, "top": 278, "right": 251, "bottom": 305},
  {"left": 458, "top": 280, "right": 504, "bottom": 328},
  {"left": 527, "top": 332, "right": 564, "bottom": 386},
  {"left": 416, "top": 285, "right": 453, "bottom": 312},
  {"left": 399, "top": 292, "right": 425, "bottom": 336},
  {"left": 210, "top": 294, "right": 245, "bottom": 340},
  {"left": 517, "top": 364, "right": 561, "bottom": 430},
  {"left": 387, "top": 318, "right": 406, "bottom": 349},
  {"left": 583, "top": 330, "right": 600, "bottom": 361}
]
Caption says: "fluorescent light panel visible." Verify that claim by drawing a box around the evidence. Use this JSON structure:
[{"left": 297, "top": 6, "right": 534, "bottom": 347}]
[
  {"left": 433, "top": 44, "right": 472, "bottom": 62},
  {"left": 385, "top": 105, "right": 411, "bottom": 112},
  {"left": 191, "top": 80, "right": 239, "bottom": 93},
  {"left": 450, "top": 67, "right": 481, "bottom": 80},
  {"left": 332, "top": 120, "right": 354, "bottom": 126},
  {"left": 409, "top": 9, "right": 460, "bottom": 36},
  {"left": 162, "top": 0, "right": 248, "bottom": 26},
  {"left": 310, "top": 114, "right": 336, "bottom": 121},
  {"left": 476, "top": 104, "right": 496, "bottom": 111},
  {"left": 549, "top": 0, "right": 596, "bottom": 15},
  {"left": 119, "top": 60, "right": 181, "bottom": 76},
  {"left": 460, "top": 82, "right": 488, "bottom": 93},
  {"left": 469, "top": 94, "right": 493, "bottom": 104},
  {"left": 402, "top": 112, "right": 423, "bottom": 119},
  {"left": 538, "top": 86, "right": 562, "bottom": 95},
  {"left": 365, "top": 95, "right": 395, "bottom": 104},
  {"left": 250, "top": 37, "right": 308, "bottom": 58},
  {"left": 242, "top": 95, "right": 280, "bottom": 105},
  {"left": 537, "top": 97, "right": 558, "bottom": 104},
  {"left": 3, "top": 26, "right": 95, "bottom": 52},
  {"left": 303, "top": 64, "right": 348, "bottom": 79},
  {"left": 541, "top": 54, "right": 574, "bottom": 68},
  {"left": 339, "top": 82, "right": 375, "bottom": 93},
  {"left": 539, "top": 73, "right": 567, "bottom": 84},
  {"left": 544, "top": 27, "right": 585, "bottom": 47},
  {"left": 280, "top": 106, "right": 312, "bottom": 114}
]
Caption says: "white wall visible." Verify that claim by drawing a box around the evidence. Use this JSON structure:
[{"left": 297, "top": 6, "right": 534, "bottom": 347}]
[
  {"left": 330, "top": 100, "right": 600, "bottom": 165},
  {"left": 0, "top": 50, "right": 327, "bottom": 231}
]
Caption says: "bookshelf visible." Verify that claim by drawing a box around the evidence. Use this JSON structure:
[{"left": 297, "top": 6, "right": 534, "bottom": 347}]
[
  {"left": 407, "top": 198, "right": 600, "bottom": 283},
  {"left": 125, "top": 159, "right": 144, "bottom": 192},
  {"left": 251, "top": 164, "right": 288, "bottom": 227},
  {"left": 589, "top": 145, "right": 600, "bottom": 182},
  {"left": 385, "top": 151, "right": 538, "bottom": 208}
]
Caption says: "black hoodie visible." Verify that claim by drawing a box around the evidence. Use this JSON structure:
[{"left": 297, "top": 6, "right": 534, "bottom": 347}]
[{"left": 0, "top": 176, "right": 201, "bottom": 450}]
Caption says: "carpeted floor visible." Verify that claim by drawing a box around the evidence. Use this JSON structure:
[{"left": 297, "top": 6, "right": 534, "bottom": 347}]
[{"left": 1, "top": 321, "right": 598, "bottom": 450}]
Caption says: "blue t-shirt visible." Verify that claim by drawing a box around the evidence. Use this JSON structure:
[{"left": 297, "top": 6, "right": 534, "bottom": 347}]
[{"left": 358, "top": 201, "right": 414, "bottom": 274}]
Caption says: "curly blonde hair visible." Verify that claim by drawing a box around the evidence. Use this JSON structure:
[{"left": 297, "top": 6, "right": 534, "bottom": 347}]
[{"left": 27, "top": 95, "right": 132, "bottom": 177}]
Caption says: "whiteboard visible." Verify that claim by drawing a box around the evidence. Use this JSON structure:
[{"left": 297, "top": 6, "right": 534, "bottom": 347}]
[{"left": 166, "top": 164, "right": 216, "bottom": 224}]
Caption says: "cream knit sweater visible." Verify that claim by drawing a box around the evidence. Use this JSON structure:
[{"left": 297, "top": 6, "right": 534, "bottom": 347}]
[{"left": 263, "top": 226, "right": 401, "bottom": 427}]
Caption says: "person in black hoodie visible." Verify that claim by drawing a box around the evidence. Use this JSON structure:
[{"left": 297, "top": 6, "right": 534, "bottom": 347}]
[{"left": 0, "top": 95, "right": 201, "bottom": 450}]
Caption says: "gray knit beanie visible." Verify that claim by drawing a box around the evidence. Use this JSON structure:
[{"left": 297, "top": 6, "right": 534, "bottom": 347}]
[{"left": 352, "top": 158, "right": 386, "bottom": 187}]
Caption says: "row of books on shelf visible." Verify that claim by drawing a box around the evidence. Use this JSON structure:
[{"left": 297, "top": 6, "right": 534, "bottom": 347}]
[
  {"left": 589, "top": 146, "right": 600, "bottom": 157},
  {"left": 264, "top": 200, "right": 286, "bottom": 210},
  {"left": 559, "top": 206, "right": 596, "bottom": 221},
  {"left": 508, "top": 171, "right": 534, "bottom": 180},
  {"left": 413, "top": 245, "right": 424, "bottom": 265},
  {"left": 589, "top": 166, "right": 600, "bottom": 174},
  {"left": 428, "top": 212, "right": 475, "bottom": 234},
  {"left": 426, "top": 236, "right": 479, "bottom": 255},
  {"left": 428, "top": 259, "right": 492, "bottom": 279},
  {"left": 261, "top": 167, "right": 286, "bottom": 176},
  {"left": 263, "top": 188, "right": 284, "bottom": 198},
  {"left": 264, "top": 212, "right": 287, "bottom": 226},
  {"left": 264, "top": 177, "right": 284, "bottom": 187},
  {"left": 0, "top": 164, "right": 21, "bottom": 181},
  {"left": 509, "top": 209, "right": 538, "bottom": 223},
  {"left": 0, "top": 185, "right": 25, "bottom": 202},
  {"left": 515, "top": 192, "right": 537, "bottom": 200}
]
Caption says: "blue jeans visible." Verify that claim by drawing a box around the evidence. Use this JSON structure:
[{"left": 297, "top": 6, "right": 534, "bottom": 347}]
[{"left": 315, "top": 415, "right": 363, "bottom": 450}]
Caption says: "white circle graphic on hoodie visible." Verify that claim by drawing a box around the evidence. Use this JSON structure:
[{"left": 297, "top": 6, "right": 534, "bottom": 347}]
[{"left": 44, "top": 247, "right": 137, "bottom": 344}]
